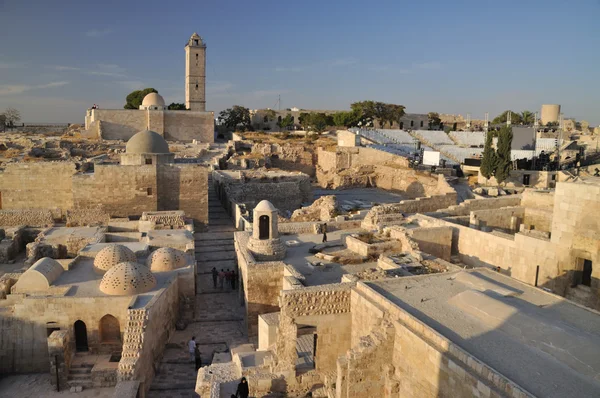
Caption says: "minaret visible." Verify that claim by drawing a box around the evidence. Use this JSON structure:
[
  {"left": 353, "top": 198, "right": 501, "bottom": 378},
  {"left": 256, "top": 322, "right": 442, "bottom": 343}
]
[{"left": 185, "top": 33, "right": 206, "bottom": 111}]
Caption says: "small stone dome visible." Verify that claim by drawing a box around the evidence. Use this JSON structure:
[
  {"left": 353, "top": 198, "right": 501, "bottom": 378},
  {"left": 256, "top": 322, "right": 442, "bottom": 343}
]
[
  {"left": 94, "top": 245, "right": 137, "bottom": 273},
  {"left": 126, "top": 130, "right": 170, "bottom": 154},
  {"left": 99, "top": 261, "right": 157, "bottom": 296},
  {"left": 146, "top": 247, "right": 187, "bottom": 272},
  {"left": 254, "top": 200, "right": 277, "bottom": 212},
  {"left": 141, "top": 92, "right": 165, "bottom": 108}
]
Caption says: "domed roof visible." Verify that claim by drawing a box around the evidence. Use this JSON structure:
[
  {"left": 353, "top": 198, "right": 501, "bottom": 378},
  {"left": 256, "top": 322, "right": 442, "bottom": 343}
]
[
  {"left": 99, "top": 261, "right": 157, "bottom": 296},
  {"left": 254, "top": 200, "right": 277, "bottom": 212},
  {"left": 126, "top": 130, "right": 170, "bottom": 154},
  {"left": 141, "top": 92, "right": 165, "bottom": 107},
  {"left": 94, "top": 245, "right": 137, "bottom": 273},
  {"left": 146, "top": 247, "right": 187, "bottom": 272}
]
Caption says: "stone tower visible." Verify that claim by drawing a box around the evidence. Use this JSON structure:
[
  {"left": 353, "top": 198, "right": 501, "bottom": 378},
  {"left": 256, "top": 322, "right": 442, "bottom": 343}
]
[
  {"left": 247, "top": 200, "right": 286, "bottom": 261},
  {"left": 185, "top": 32, "right": 206, "bottom": 112}
]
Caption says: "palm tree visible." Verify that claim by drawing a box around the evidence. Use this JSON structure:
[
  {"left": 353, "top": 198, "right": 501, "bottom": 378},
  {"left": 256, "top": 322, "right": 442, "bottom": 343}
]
[{"left": 520, "top": 110, "right": 534, "bottom": 125}]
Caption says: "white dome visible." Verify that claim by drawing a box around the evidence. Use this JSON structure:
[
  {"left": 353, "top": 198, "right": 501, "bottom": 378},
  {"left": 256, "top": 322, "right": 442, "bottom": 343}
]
[
  {"left": 146, "top": 247, "right": 187, "bottom": 272},
  {"left": 94, "top": 245, "right": 137, "bottom": 273},
  {"left": 254, "top": 200, "right": 277, "bottom": 212},
  {"left": 141, "top": 92, "right": 165, "bottom": 107},
  {"left": 99, "top": 261, "right": 156, "bottom": 296}
]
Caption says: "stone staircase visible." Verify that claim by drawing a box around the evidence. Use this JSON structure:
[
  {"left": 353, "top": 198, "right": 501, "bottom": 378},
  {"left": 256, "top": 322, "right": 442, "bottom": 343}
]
[{"left": 67, "top": 362, "right": 93, "bottom": 389}]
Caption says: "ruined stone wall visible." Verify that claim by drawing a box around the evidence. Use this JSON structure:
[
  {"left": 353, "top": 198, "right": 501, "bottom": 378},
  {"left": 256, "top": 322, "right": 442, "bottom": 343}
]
[
  {"left": 118, "top": 278, "right": 179, "bottom": 395},
  {"left": 523, "top": 208, "right": 553, "bottom": 232},
  {"left": 345, "top": 282, "right": 532, "bottom": 398},
  {"left": 374, "top": 166, "right": 441, "bottom": 198},
  {"left": 157, "top": 164, "right": 208, "bottom": 224},
  {"left": 278, "top": 220, "right": 361, "bottom": 235},
  {"left": 0, "top": 209, "right": 55, "bottom": 227},
  {"left": 66, "top": 209, "right": 111, "bottom": 227},
  {"left": 252, "top": 143, "right": 317, "bottom": 176},
  {"left": 409, "top": 226, "right": 453, "bottom": 261},
  {"left": 276, "top": 284, "right": 352, "bottom": 373},
  {"left": 478, "top": 170, "right": 556, "bottom": 189},
  {"left": 521, "top": 190, "right": 554, "bottom": 211},
  {"left": 226, "top": 176, "right": 311, "bottom": 213},
  {"left": 2, "top": 294, "right": 132, "bottom": 374},
  {"left": 432, "top": 195, "right": 522, "bottom": 217},
  {"left": 94, "top": 110, "right": 146, "bottom": 141},
  {"left": 413, "top": 215, "right": 560, "bottom": 290},
  {"left": 470, "top": 206, "right": 525, "bottom": 232},
  {"left": 0, "top": 162, "right": 77, "bottom": 211},
  {"left": 73, "top": 165, "right": 158, "bottom": 218}
]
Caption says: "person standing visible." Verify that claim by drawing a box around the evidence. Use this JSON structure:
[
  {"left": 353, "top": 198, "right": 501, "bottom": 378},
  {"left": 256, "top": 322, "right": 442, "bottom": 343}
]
[
  {"left": 218, "top": 269, "right": 225, "bottom": 290},
  {"left": 188, "top": 336, "right": 196, "bottom": 363},
  {"left": 211, "top": 267, "right": 218, "bottom": 289},
  {"left": 231, "top": 269, "right": 237, "bottom": 290},
  {"left": 235, "top": 377, "right": 249, "bottom": 398},
  {"left": 322, "top": 223, "right": 328, "bottom": 243},
  {"left": 225, "top": 268, "right": 232, "bottom": 290}
]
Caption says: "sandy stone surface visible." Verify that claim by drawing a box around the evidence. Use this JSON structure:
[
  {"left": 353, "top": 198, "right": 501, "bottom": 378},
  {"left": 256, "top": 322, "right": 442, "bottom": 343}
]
[{"left": 0, "top": 373, "right": 114, "bottom": 397}]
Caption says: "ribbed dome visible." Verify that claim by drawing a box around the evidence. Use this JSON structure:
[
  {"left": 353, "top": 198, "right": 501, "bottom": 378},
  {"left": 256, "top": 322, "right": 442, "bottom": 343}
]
[
  {"left": 141, "top": 92, "right": 165, "bottom": 107},
  {"left": 146, "top": 247, "right": 187, "bottom": 272},
  {"left": 99, "top": 261, "right": 157, "bottom": 296},
  {"left": 94, "top": 245, "right": 137, "bottom": 273},
  {"left": 255, "top": 200, "right": 277, "bottom": 212},
  {"left": 125, "top": 130, "right": 170, "bottom": 154}
]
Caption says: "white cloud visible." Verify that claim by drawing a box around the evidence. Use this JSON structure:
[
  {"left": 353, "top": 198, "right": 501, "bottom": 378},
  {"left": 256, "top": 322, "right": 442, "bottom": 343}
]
[
  {"left": 327, "top": 58, "right": 358, "bottom": 67},
  {"left": 0, "top": 81, "right": 68, "bottom": 96},
  {"left": 51, "top": 65, "right": 81, "bottom": 71},
  {"left": 415, "top": 61, "right": 442, "bottom": 70},
  {"left": 85, "top": 28, "right": 112, "bottom": 38},
  {"left": 275, "top": 66, "right": 306, "bottom": 72},
  {"left": 50, "top": 63, "right": 127, "bottom": 78}
]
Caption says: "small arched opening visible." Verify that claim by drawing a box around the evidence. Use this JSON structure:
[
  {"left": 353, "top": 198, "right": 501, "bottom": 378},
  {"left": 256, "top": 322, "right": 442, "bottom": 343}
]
[
  {"left": 99, "top": 314, "right": 121, "bottom": 343},
  {"left": 74, "top": 320, "right": 88, "bottom": 352},
  {"left": 259, "top": 215, "right": 270, "bottom": 240},
  {"left": 399, "top": 122, "right": 404, "bottom": 129}
]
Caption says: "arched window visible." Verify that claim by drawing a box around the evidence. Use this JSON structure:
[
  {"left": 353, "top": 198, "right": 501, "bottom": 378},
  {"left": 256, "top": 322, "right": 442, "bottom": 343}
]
[
  {"left": 410, "top": 120, "right": 414, "bottom": 127},
  {"left": 420, "top": 121, "right": 424, "bottom": 127},
  {"left": 259, "top": 215, "right": 270, "bottom": 240},
  {"left": 99, "top": 315, "right": 121, "bottom": 343},
  {"left": 399, "top": 122, "right": 404, "bottom": 129},
  {"left": 195, "top": 84, "right": 198, "bottom": 90}
]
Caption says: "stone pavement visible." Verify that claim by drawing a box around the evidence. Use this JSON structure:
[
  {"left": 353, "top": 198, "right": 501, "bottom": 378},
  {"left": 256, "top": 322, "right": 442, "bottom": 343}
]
[
  {"left": 0, "top": 373, "right": 114, "bottom": 398},
  {"left": 147, "top": 174, "right": 246, "bottom": 397}
]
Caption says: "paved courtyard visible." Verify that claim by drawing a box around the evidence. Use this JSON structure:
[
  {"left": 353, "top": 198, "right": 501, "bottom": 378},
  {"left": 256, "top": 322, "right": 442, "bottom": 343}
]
[{"left": 0, "top": 373, "right": 114, "bottom": 398}]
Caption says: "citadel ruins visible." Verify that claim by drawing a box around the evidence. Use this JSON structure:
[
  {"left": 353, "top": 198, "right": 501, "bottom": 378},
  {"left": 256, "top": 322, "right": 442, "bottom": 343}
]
[{"left": 0, "top": 32, "right": 599, "bottom": 398}]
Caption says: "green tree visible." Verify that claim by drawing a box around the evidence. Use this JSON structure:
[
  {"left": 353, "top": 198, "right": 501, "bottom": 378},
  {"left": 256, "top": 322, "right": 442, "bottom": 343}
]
[
  {"left": 167, "top": 103, "right": 186, "bottom": 110},
  {"left": 492, "top": 110, "right": 522, "bottom": 125},
  {"left": 480, "top": 130, "right": 497, "bottom": 179},
  {"left": 332, "top": 110, "right": 361, "bottom": 128},
  {"left": 298, "top": 112, "right": 312, "bottom": 131},
  {"left": 545, "top": 121, "right": 559, "bottom": 127},
  {"left": 218, "top": 105, "right": 251, "bottom": 131},
  {"left": 351, "top": 101, "right": 405, "bottom": 128},
  {"left": 495, "top": 126, "right": 513, "bottom": 183},
  {"left": 124, "top": 88, "right": 158, "bottom": 109},
  {"left": 427, "top": 112, "right": 441, "bottom": 129},
  {"left": 2, "top": 107, "right": 21, "bottom": 127},
  {"left": 520, "top": 110, "right": 534, "bottom": 125},
  {"left": 277, "top": 114, "right": 294, "bottom": 130}
]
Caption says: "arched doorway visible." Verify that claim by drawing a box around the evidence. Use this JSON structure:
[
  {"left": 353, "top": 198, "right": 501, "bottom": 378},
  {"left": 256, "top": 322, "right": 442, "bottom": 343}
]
[
  {"left": 259, "top": 215, "right": 270, "bottom": 240},
  {"left": 74, "top": 320, "right": 88, "bottom": 352},
  {"left": 99, "top": 315, "right": 121, "bottom": 343}
]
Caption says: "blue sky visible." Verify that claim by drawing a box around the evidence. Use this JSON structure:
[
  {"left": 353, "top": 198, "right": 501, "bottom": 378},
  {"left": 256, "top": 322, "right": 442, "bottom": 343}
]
[{"left": 0, "top": 0, "right": 599, "bottom": 124}]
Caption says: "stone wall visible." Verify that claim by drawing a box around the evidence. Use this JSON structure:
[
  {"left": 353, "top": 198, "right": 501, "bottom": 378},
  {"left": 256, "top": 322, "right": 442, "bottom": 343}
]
[
  {"left": 252, "top": 143, "right": 316, "bottom": 176},
  {"left": 118, "top": 277, "right": 179, "bottom": 395},
  {"left": 90, "top": 109, "right": 214, "bottom": 143},
  {"left": 0, "top": 209, "right": 55, "bottom": 226},
  {"left": 2, "top": 294, "right": 132, "bottom": 374},
  {"left": 66, "top": 209, "right": 111, "bottom": 227},
  {"left": 433, "top": 195, "right": 522, "bottom": 217},
  {"left": 278, "top": 219, "right": 362, "bottom": 235},
  {"left": 48, "top": 330, "right": 72, "bottom": 390},
  {"left": 337, "top": 130, "right": 359, "bottom": 147},
  {"left": 341, "top": 282, "right": 533, "bottom": 398},
  {"left": 73, "top": 165, "right": 158, "bottom": 219},
  {"left": 478, "top": 170, "right": 556, "bottom": 189},
  {"left": 0, "top": 162, "right": 77, "bottom": 211},
  {"left": 469, "top": 206, "right": 525, "bottom": 232},
  {"left": 157, "top": 165, "right": 208, "bottom": 225},
  {"left": 235, "top": 232, "right": 285, "bottom": 336},
  {"left": 409, "top": 226, "right": 453, "bottom": 261},
  {"left": 521, "top": 189, "right": 554, "bottom": 211}
]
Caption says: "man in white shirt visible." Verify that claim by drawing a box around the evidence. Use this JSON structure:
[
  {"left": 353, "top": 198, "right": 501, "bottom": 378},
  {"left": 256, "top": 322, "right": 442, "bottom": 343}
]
[{"left": 188, "top": 336, "right": 196, "bottom": 362}]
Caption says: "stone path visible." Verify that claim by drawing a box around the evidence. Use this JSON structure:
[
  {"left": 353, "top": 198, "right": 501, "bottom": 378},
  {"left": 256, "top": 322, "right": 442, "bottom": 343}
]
[
  {"left": 0, "top": 373, "right": 114, "bottom": 398},
  {"left": 147, "top": 174, "right": 246, "bottom": 398}
]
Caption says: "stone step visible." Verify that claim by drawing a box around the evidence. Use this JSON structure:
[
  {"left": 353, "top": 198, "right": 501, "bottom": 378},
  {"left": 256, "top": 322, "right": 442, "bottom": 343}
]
[
  {"left": 195, "top": 245, "right": 234, "bottom": 253},
  {"left": 196, "top": 251, "right": 236, "bottom": 261},
  {"left": 196, "top": 259, "right": 237, "bottom": 271},
  {"left": 149, "top": 383, "right": 197, "bottom": 391},
  {"left": 207, "top": 220, "right": 233, "bottom": 226},
  {"left": 68, "top": 373, "right": 93, "bottom": 381},
  {"left": 67, "top": 379, "right": 94, "bottom": 389},
  {"left": 69, "top": 367, "right": 93, "bottom": 374},
  {"left": 195, "top": 232, "right": 234, "bottom": 240},
  {"left": 196, "top": 239, "right": 234, "bottom": 247}
]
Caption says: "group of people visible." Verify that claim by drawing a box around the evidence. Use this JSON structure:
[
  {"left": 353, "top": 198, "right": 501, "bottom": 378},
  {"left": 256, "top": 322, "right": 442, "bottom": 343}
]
[
  {"left": 212, "top": 267, "right": 236, "bottom": 290},
  {"left": 91, "top": 104, "right": 100, "bottom": 109},
  {"left": 188, "top": 335, "right": 249, "bottom": 398}
]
